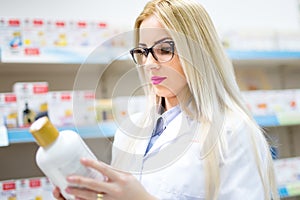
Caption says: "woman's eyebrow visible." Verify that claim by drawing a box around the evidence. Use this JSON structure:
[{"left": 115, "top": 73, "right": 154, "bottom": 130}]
[
  {"left": 138, "top": 37, "right": 173, "bottom": 47},
  {"left": 154, "top": 37, "right": 172, "bottom": 45},
  {"left": 138, "top": 43, "right": 147, "bottom": 47}
]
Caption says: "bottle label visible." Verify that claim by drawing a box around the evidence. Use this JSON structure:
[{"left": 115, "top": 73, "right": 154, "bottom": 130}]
[{"left": 56, "top": 139, "right": 104, "bottom": 186}]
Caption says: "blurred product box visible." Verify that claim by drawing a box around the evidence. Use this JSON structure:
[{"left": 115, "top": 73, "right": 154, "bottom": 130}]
[
  {"left": 0, "top": 93, "right": 18, "bottom": 128},
  {"left": 13, "top": 82, "right": 48, "bottom": 128},
  {"left": 72, "top": 90, "right": 97, "bottom": 126},
  {"left": 274, "top": 157, "right": 300, "bottom": 197},
  {"left": 1, "top": 18, "right": 23, "bottom": 56},
  {"left": 47, "top": 91, "right": 73, "bottom": 126},
  {"left": 112, "top": 95, "right": 146, "bottom": 123},
  {"left": 0, "top": 177, "right": 54, "bottom": 200},
  {"left": 48, "top": 90, "right": 97, "bottom": 127},
  {"left": 0, "top": 180, "right": 16, "bottom": 200},
  {"left": 22, "top": 18, "right": 46, "bottom": 56},
  {"left": 15, "top": 178, "right": 43, "bottom": 200},
  {"left": 242, "top": 89, "right": 300, "bottom": 116},
  {"left": 95, "top": 99, "right": 113, "bottom": 122}
]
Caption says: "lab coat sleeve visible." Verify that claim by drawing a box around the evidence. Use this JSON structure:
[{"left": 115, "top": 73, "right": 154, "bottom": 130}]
[
  {"left": 111, "top": 112, "right": 141, "bottom": 164},
  {"left": 111, "top": 112, "right": 147, "bottom": 170},
  {"left": 218, "top": 121, "right": 267, "bottom": 200}
]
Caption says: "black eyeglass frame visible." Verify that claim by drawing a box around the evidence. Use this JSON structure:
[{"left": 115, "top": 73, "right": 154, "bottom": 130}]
[{"left": 129, "top": 40, "right": 175, "bottom": 65}]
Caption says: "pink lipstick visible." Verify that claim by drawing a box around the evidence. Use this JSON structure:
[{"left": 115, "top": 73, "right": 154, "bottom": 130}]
[{"left": 151, "top": 76, "right": 167, "bottom": 85}]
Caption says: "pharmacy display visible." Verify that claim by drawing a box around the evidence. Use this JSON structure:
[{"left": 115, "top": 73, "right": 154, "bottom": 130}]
[
  {"left": 0, "top": 18, "right": 129, "bottom": 63},
  {"left": 1, "top": 17, "right": 300, "bottom": 63},
  {"left": 2, "top": 81, "right": 300, "bottom": 144},
  {"left": 0, "top": 15, "right": 300, "bottom": 200}
]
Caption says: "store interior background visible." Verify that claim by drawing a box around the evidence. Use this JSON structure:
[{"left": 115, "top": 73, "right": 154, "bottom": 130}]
[
  {"left": 0, "top": 0, "right": 298, "bottom": 91},
  {"left": 0, "top": 0, "right": 300, "bottom": 199}
]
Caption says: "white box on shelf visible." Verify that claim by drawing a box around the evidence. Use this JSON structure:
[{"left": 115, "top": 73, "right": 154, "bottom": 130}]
[
  {"left": 47, "top": 91, "right": 73, "bottom": 127},
  {"left": 0, "top": 93, "right": 18, "bottom": 128},
  {"left": 73, "top": 90, "right": 97, "bottom": 126},
  {"left": 13, "top": 82, "right": 48, "bottom": 127},
  {"left": 274, "top": 157, "right": 300, "bottom": 197},
  {"left": 15, "top": 178, "right": 43, "bottom": 200},
  {"left": 0, "top": 177, "right": 54, "bottom": 200},
  {"left": 0, "top": 180, "right": 17, "bottom": 200},
  {"left": 48, "top": 90, "right": 97, "bottom": 127},
  {"left": 112, "top": 95, "right": 147, "bottom": 123}
]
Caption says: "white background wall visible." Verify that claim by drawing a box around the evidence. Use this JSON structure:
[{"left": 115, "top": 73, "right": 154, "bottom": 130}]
[{"left": 0, "top": 0, "right": 299, "bottom": 32}]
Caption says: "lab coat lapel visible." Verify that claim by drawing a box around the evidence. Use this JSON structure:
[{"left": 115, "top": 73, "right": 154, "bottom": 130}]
[{"left": 145, "top": 112, "right": 190, "bottom": 156}]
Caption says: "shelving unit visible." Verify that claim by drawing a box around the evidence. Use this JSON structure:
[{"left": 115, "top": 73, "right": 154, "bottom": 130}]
[
  {"left": 231, "top": 51, "right": 300, "bottom": 199},
  {"left": 228, "top": 50, "right": 300, "bottom": 60},
  {"left": 1, "top": 48, "right": 300, "bottom": 198}
]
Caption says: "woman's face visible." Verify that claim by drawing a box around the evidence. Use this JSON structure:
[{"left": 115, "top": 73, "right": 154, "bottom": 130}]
[{"left": 139, "top": 15, "right": 187, "bottom": 100}]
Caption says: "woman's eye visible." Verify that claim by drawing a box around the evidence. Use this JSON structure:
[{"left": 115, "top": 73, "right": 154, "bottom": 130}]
[
  {"left": 135, "top": 49, "right": 143, "bottom": 54},
  {"left": 158, "top": 47, "right": 172, "bottom": 54},
  {"left": 160, "top": 47, "right": 172, "bottom": 54},
  {"left": 154, "top": 41, "right": 173, "bottom": 55},
  {"left": 134, "top": 48, "right": 147, "bottom": 56}
]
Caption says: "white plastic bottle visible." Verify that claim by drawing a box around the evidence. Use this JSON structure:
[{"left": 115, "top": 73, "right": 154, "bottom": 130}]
[{"left": 29, "top": 116, "right": 104, "bottom": 200}]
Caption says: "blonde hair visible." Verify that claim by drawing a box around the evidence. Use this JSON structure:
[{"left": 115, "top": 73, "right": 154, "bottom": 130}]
[{"left": 129, "top": 0, "right": 279, "bottom": 199}]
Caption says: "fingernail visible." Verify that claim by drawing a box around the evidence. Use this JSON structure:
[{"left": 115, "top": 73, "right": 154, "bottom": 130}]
[
  {"left": 67, "top": 176, "right": 75, "bottom": 182},
  {"left": 80, "top": 157, "right": 89, "bottom": 164},
  {"left": 65, "top": 187, "right": 71, "bottom": 193},
  {"left": 81, "top": 157, "right": 87, "bottom": 161}
]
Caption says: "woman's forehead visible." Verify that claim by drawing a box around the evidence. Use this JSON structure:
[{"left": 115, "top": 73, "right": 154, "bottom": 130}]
[{"left": 139, "top": 15, "right": 170, "bottom": 46}]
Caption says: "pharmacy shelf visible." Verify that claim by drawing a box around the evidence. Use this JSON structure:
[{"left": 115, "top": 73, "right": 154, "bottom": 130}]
[
  {"left": 1, "top": 50, "right": 300, "bottom": 64},
  {"left": 227, "top": 50, "right": 300, "bottom": 60},
  {"left": 7, "top": 115, "right": 300, "bottom": 144},
  {"left": 8, "top": 121, "right": 117, "bottom": 144},
  {"left": 253, "top": 113, "right": 300, "bottom": 127},
  {"left": 274, "top": 157, "right": 300, "bottom": 198},
  {"left": 278, "top": 183, "right": 300, "bottom": 198},
  {"left": 0, "top": 47, "right": 130, "bottom": 64}
]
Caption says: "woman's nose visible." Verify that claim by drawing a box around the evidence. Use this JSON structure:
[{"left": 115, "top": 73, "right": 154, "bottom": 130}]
[
  {"left": 143, "top": 52, "right": 160, "bottom": 70},
  {"left": 144, "top": 52, "right": 157, "bottom": 65}
]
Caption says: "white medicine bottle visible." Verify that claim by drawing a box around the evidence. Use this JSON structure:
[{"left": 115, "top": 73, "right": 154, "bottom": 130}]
[{"left": 30, "top": 116, "right": 104, "bottom": 200}]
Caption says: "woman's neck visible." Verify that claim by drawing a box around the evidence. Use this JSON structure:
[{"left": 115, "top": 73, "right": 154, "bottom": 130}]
[
  {"left": 161, "top": 86, "right": 191, "bottom": 111},
  {"left": 163, "top": 97, "right": 179, "bottom": 111}
]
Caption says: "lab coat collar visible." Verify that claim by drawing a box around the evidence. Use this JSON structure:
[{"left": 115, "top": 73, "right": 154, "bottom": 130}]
[{"left": 143, "top": 111, "right": 193, "bottom": 158}]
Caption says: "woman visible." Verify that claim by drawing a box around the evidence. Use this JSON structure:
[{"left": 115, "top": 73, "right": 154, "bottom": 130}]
[{"left": 54, "top": 0, "right": 279, "bottom": 199}]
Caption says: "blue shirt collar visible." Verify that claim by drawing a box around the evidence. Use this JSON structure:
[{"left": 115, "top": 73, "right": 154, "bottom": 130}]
[{"left": 158, "top": 104, "right": 181, "bottom": 133}]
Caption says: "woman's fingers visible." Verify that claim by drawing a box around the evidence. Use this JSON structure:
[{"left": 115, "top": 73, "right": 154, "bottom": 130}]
[
  {"left": 66, "top": 174, "right": 114, "bottom": 195},
  {"left": 65, "top": 158, "right": 136, "bottom": 199},
  {"left": 52, "top": 186, "right": 65, "bottom": 200},
  {"left": 65, "top": 187, "right": 99, "bottom": 200},
  {"left": 80, "top": 158, "right": 122, "bottom": 181}
]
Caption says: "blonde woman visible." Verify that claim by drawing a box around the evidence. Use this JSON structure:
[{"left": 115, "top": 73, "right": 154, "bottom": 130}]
[{"left": 53, "top": 0, "right": 279, "bottom": 199}]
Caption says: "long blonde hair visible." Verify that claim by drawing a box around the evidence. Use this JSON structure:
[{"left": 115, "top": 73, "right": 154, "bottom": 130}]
[{"left": 132, "top": 0, "right": 279, "bottom": 199}]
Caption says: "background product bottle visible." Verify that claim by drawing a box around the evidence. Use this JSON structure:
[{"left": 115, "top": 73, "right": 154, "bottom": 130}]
[
  {"left": 29, "top": 116, "right": 104, "bottom": 200},
  {"left": 23, "top": 102, "right": 36, "bottom": 125}
]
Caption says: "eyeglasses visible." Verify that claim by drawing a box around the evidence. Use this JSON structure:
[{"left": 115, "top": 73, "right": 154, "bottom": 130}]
[{"left": 130, "top": 40, "right": 175, "bottom": 66}]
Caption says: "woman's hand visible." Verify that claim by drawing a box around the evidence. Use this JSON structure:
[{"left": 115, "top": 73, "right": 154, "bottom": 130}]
[{"left": 64, "top": 158, "right": 156, "bottom": 200}]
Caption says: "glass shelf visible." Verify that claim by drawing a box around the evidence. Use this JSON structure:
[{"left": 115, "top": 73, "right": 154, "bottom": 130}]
[
  {"left": 7, "top": 121, "right": 117, "bottom": 143},
  {"left": 7, "top": 114, "right": 300, "bottom": 143},
  {"left": 227, "top": 50, "right": 300, "bottom": 60}
]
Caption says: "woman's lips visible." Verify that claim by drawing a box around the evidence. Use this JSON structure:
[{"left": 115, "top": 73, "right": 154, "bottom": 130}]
[{"left": 151, "top": 76, "right": 167, "bottom": 85}]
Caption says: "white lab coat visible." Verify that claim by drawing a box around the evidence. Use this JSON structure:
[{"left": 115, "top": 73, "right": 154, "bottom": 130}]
[{"left": 112, "top": 111, "right": 267, "bottom": 200}]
